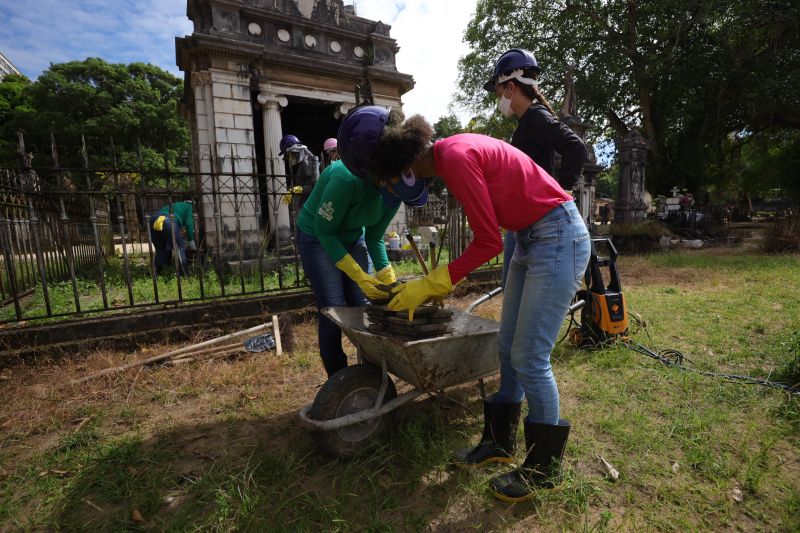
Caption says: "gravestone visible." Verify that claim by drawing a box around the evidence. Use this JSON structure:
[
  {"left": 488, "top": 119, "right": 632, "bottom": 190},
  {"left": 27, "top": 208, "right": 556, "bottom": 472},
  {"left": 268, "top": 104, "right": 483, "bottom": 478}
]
[{"left": 614, "top": 129, "right": 649, "bottom": 223}]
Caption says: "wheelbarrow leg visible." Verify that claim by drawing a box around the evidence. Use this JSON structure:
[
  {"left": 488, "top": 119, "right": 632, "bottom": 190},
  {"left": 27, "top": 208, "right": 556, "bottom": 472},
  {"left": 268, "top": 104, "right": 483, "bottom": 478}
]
[
  {"left": 478, "top": 378, "right": 487, "bottom": 401},
  {"left": 374, "top": 356, "right": 389, "bottom": 409}
]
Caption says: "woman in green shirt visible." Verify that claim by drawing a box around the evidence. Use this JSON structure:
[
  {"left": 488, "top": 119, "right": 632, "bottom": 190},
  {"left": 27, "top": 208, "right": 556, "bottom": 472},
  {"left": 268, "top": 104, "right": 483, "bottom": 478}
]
[
  {"left": 296, "top": 157, "right": 399, "bottom": 377},
  {"left": 297, "top": 107, "right": 429, "bottom": 377}
]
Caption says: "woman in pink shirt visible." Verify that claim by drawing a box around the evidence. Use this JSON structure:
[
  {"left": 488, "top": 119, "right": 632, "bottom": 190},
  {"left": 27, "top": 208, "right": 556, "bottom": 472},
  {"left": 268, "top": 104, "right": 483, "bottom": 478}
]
[{"left": 338, "top": 108, "right": 591, "bottom": 503}]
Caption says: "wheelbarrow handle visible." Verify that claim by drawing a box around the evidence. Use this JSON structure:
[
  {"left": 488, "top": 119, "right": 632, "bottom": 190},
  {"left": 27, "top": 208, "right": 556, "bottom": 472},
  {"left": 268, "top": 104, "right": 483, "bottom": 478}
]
[{"left": 466, "top": 286, "right": 503, "bottom": 314}]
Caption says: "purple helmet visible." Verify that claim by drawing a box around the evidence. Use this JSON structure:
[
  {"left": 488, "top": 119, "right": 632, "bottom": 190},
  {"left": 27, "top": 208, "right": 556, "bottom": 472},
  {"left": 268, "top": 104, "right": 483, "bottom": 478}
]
[
  {"left": 483, "top": 48, "right": 540, "bottom": 92},
  {"left": 279, "top": 134, "right": 301, "bottom": 155},
  {"left": 337, "top": 105, "right": 389, "bottom": 179}
]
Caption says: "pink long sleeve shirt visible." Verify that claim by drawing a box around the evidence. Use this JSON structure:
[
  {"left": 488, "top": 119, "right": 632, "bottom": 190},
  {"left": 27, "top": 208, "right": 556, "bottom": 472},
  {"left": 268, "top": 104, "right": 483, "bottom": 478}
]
[{"left": 434, "top": 134, "right": 572, "bottom": 283}]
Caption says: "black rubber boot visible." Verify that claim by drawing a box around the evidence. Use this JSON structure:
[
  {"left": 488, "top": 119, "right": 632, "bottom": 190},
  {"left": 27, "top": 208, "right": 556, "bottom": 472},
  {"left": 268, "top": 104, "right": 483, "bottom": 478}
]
[
  {"left": 490, "top": 419, "right": 570, "bottom": 503},
  {"left": 453, "top": 397, "right": 522, "bottom": 467}
]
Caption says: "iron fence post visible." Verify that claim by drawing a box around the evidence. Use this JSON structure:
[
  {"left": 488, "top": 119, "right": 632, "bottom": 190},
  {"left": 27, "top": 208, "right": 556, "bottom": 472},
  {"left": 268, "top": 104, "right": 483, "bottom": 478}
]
[
  {"left": 164, "top": 145, "right": 183, "bottom": 302},
  {"left": 111, "top": 137, "right": 134, "bottom": 306},
  {"left": 230, "top": 148, "right": 246, "bottom": 294},
  {"left": 137, "top": 141, "right": 159, "bottom": 303},
  {"left": 51, "top": 133, "right": 81, "bottom": 313},
  {"left": 18, "top": 131, "right": 52, "bottom": 316},
  {"left": 0, "top": 217, "right": 22, "bottom": 319},
  {"left": 82, "top": 135, "right": 109, "bottom": 309}
]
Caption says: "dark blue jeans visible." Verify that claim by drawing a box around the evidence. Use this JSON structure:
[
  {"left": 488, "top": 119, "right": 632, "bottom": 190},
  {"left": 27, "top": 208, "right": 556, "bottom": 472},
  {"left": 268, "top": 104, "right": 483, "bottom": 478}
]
[
  {"left": 149, "top": 217, "right": 186, "bottom": 274},
  {"left": 297, "top": 228, "right": 370, "bottom": 377}
]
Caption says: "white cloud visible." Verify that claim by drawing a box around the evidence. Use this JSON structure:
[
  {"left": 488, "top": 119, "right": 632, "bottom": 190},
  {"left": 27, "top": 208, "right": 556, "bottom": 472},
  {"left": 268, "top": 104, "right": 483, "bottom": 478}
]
[
  {"left": 355, "top": 0, "right": 478, "bottom": 126},
  {"left": 0, "top": 1, "right": 476, "bottom": 125}
]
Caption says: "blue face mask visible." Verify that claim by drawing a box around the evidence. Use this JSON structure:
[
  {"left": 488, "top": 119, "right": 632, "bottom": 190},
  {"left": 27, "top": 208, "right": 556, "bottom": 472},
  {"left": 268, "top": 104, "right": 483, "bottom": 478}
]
[{"left": 379, "top": 170, "right": 429, "bottom": 208}]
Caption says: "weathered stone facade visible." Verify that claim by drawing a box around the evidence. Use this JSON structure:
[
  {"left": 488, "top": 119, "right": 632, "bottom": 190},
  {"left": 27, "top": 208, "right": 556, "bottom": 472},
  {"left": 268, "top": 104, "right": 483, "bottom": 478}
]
[
  {"left": 615, "top": 129, "right": 649, "bottom": 223},
  {"left": 0, "top": 51, "right": 21, "bottom": 80},
  {"left": 176, "top": 0, "right": 414, "bottom": 257}
]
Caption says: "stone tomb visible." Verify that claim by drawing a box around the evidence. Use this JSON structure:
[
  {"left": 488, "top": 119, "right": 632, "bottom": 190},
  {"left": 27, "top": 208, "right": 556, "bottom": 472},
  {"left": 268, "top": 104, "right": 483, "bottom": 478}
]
[{"left": 176, "top": 0, "right": 414, "bottom": 258}]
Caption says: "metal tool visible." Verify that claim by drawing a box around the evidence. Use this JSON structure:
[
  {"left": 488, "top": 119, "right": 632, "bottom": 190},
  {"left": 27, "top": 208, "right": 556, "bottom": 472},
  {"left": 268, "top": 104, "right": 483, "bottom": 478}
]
[{"left": 405, "top": 229, "right": 429, "bottom": 275}]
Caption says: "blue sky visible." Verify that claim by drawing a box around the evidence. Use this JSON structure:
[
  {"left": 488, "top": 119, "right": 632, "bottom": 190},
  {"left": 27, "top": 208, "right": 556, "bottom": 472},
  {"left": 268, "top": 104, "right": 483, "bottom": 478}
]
[
  {"left": 0, "top": 0, "right": 193, "bottom": 79},
  {"left": 0, "top": 0, "right": 478, "bottom": 124}
]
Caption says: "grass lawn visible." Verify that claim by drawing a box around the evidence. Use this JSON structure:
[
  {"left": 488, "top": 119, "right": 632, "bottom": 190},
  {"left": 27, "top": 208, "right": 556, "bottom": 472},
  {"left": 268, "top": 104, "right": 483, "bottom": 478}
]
[{"left": 0, "top": 249, "right": 798, "bottom": 531}]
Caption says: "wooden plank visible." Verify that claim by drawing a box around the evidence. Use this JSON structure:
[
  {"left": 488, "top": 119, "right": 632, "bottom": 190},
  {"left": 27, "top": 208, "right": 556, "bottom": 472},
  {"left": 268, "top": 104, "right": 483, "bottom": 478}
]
[{"left": 0, "top": 290, "right": 314, "bottom": 366}]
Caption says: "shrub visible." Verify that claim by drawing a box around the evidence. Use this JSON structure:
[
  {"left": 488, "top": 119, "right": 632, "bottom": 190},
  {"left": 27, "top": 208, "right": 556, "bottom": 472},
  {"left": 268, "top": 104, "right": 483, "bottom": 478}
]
[
  {"left": 762, "top": 211, "right": 800, "bottom": 253},
  {"left": 607, "top": 221, "right": 672, "bottom": 254}
]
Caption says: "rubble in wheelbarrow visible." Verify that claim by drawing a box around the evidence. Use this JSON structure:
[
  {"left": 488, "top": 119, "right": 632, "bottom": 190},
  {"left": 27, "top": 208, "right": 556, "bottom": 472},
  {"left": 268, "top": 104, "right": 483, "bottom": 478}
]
[{"left": 365, "top": 305, "right": 454, "bottom": 339}]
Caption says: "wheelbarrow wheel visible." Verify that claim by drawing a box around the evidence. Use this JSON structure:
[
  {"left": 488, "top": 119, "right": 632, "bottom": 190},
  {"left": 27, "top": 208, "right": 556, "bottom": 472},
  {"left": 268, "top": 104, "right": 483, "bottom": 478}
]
[{"left": 310, "top": 363, "right": 397, "bottom": 458}]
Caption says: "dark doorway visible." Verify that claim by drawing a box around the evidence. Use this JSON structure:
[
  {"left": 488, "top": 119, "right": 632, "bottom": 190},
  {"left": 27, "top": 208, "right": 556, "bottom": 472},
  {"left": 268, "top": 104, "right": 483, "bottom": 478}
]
[
  {"left": 280, "top": 98, "right": 342, "bottom": 159},
  {"left": 250, "top": 90, "right": 271, "bottom": 228}
]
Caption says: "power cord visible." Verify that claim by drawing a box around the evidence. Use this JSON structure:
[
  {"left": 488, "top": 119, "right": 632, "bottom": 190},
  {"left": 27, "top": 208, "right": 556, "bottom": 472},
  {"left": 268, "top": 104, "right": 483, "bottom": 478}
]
[
  {"left": 561, "top": 305, "right": 799, "bottom": 395},
  {"left": 622, "top": 339, "right": 799, "bottom": 395}
]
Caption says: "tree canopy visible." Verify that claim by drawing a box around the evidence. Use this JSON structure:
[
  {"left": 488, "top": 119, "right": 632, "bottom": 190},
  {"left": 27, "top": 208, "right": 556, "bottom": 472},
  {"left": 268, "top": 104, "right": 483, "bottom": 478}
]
[
  {"left": 0, "top": 58, "right": 189, "bottom": 170},
  {"left": 456, "top": 0, "right": 800, "bottom": 198}
]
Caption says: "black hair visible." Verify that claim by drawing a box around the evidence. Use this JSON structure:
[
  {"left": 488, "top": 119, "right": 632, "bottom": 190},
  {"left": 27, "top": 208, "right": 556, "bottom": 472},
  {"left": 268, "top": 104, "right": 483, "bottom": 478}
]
[
  {"left": 500, "top": 67, "right": 558, "bottom": 118},
  {"left": 366, "top": 113, "right": 434, "bottom": 182}
]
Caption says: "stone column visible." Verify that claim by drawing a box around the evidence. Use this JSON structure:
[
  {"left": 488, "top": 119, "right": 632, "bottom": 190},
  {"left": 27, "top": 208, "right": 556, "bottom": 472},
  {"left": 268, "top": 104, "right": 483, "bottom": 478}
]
[
  {"left": 580, "top": 163, "right": 602, "bottom": 227},
  {"left": 189, "top": 70, "right": 262, "bottom": 259},
  {"left": 615, "top": 129, "right": 649, "bottom": 223},
  {"left": 190, "top": 71, "right": 224, "bottom": 250},
  {"left": 257, "top": 92, "right": 291, "bottom": 242},
  {"left": 560, "top": 115, "right": 592, "bottom": 224}
]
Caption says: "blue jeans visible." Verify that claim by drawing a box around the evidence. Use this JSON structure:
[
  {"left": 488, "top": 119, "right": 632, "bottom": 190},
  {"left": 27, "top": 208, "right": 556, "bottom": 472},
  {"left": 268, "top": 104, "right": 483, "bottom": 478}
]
[
  {"left": 501, "top": 231, "right": 516, "bottom": 288},
  {"left": 149, "top": 217, "right": 186, "bottom": 274},
  {"left": 297, "top": 228, "right": 370, "bottom": 377},
  {"left": 495, "top": 201, "right": 590, "bottom": 424}
]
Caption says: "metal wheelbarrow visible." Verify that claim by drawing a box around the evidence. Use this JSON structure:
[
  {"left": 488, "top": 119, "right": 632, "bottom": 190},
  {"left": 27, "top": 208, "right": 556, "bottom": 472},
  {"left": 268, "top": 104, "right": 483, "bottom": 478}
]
[{"left": 298, "top": 289, "right": 503, "bottom": 458}]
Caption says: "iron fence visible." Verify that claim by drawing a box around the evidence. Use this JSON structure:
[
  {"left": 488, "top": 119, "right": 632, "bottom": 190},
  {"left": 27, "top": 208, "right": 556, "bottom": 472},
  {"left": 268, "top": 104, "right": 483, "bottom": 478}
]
[
  {"left": 662, "top": 205, "right": 731, "bottom": 240},
  {"left": 0, "top": 132, "right": 502, "bottom": 325}
]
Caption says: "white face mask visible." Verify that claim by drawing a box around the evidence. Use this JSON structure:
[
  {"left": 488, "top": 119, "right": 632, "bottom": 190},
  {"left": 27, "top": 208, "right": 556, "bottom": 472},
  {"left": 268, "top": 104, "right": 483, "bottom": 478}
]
[
  {"left": 497, "top": 94, "right": 514, "bottom": 117},
  {"left": 496, "top": 83, "right": 517, "bottom": 118}
]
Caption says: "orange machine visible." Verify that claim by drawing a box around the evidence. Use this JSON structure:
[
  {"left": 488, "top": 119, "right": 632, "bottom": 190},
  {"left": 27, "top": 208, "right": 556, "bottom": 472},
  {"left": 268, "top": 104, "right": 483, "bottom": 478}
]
[{"left": 572, "top": 237, "right": 628, "bottom": 347}]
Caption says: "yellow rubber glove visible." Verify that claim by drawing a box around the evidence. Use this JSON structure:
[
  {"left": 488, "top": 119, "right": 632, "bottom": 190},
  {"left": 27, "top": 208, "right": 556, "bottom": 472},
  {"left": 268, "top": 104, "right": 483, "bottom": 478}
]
[
  {"left": 335, "top": 254, "right": 391, "bottom": 301},
  {"left": 388, "top": 265, "right": 453, "bottom": 321},
  {"left": 153, "top": 215, "right": 166, "bottom": 231},
  {"left": 375, "top": 265, "right": 396, "bottom": 285},
  {"left": 281, "top": 186, "right": 304, "bottom": 205}
]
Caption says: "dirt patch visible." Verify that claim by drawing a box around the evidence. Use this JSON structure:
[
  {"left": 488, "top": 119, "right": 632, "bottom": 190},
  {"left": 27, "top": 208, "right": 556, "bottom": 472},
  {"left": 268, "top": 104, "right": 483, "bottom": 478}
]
[{"left": 616, "top": 256, "right": 714, "bottom": 288}]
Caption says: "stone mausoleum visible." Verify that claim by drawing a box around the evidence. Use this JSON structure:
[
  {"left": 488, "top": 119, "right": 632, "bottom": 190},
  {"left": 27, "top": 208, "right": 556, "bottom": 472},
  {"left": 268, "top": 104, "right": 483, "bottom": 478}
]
[{"left": 176, "top": 0, "right": 414, "bottom": 257}]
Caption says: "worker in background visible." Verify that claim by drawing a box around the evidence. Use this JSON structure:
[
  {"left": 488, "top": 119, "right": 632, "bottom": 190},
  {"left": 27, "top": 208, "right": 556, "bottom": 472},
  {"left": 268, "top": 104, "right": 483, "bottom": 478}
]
[
  {"left": 323, "top": 137, "right": 339, "bottom": 167},
  {"left": 295, "top": 109, "right": 429, "bottom": 377},
  {"left": 484, "top": 49, "right": 587, "bottom": 288},
  {"left": 150, "top": 199, "right": 196, "bottom": 275},
  {"left": 337, "top": 107, "right": 590, "bottom": 503},
  {"left": 280, "top": 135, "right": 318, "bottom": 230}
]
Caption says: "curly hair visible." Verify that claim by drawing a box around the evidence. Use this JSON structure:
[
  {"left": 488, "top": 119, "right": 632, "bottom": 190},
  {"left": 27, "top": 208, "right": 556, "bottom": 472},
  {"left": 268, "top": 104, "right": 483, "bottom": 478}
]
[{"left": 367, "top": 113, "right": 434, "bottom": 182}]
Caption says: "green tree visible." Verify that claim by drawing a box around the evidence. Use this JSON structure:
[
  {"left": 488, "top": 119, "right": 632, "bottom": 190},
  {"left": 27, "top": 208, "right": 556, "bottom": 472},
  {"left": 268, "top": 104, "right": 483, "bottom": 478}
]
[
  {"left": 432, "top": 114, "right": 464, "bottom": 139},
  {"left": 456, "top": 0, "right": 800, "bottom": 196},
  {"left": 0, "top": 74, "right": 34, "bottom": 161},
  {"left": 0, "top": 58, "right": 189, "bottom": 170}
]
